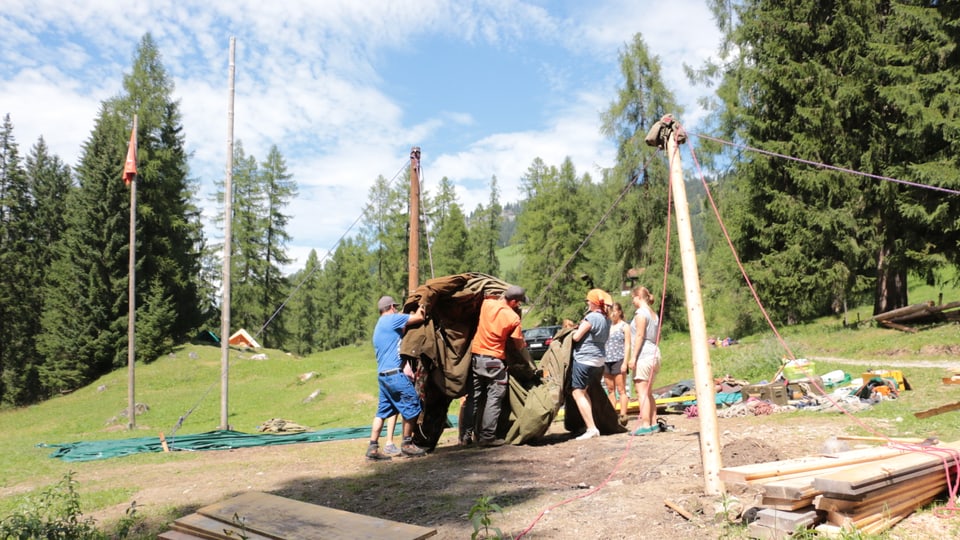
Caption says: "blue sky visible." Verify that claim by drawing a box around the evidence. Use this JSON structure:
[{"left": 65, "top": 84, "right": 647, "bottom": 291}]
[{"left": 1, "top": 0, "right": 722, "bottom": 272}]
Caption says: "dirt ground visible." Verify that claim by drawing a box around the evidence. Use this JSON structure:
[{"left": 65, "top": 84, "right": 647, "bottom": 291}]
[{"left": 78, "top": 409, "right": 958, "bottom": 539}]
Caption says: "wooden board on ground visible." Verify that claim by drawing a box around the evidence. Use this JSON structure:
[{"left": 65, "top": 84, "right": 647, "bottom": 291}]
[
  {"left": 168, "top": 491, "right": 436, "bottom": 540},
  {"left": 914, "top": 400, "right": 960, "bottom": 419},
  {"left": 719, "top": 446, "right": 908, "bottom": 483}
]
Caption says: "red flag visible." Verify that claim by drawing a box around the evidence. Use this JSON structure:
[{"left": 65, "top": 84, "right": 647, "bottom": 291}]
[{"left": 123, "top": 126, "right": 137, "bottom": 186}]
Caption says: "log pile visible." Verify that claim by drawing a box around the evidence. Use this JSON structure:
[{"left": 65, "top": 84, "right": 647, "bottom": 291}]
[
  {"left": 721, "top": 440, "right": 960, "bottom": 538},
  {"left": 869, "top": 300, "right": 960, "bottom": 332}
]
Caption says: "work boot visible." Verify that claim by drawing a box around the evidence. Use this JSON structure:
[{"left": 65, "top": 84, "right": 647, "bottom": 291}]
[
  {"left": 478, "top": 437, "right": 506, "bottom": 447},
  {"left": 401, "top": 437, "right": 427, "bottom": 457},
  {"left": 365, "top": 442, "right": 392, "bottom": 461}
]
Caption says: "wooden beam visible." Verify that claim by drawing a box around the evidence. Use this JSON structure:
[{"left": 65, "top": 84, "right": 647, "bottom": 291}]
[{"left": 914, "top": 400, "right": 960, "bottom": 419}]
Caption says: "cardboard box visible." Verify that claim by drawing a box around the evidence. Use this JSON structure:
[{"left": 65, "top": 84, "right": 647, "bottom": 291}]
[{"left": 742, "top": 382, "right": 788, "bottom": 406}]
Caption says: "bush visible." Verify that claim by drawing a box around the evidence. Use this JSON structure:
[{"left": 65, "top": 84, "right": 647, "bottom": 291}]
[{"left": 0, "top": 471, "right": 102, "bottom": 539}]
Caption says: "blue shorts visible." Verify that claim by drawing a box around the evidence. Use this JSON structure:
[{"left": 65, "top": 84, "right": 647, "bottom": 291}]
[
  {"left": 376, "top": 372, "right": 422, "bottom": 421},
  {"left": 571, "top": 363, "right": 603, "bottom": 390}
]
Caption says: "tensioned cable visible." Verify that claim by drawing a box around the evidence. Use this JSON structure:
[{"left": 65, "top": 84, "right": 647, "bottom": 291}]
[
  {"left": 253, "top": 159, "right": 411, "bottom": 340},
  {"left": 692, "top": 132, "right": 960, "bottom": 196},
  {"left": 170, "top": 158, "right": 410, "bottom": 438},
  {"left": 528, "top": 150, "right": 663, "bottom": 311}
]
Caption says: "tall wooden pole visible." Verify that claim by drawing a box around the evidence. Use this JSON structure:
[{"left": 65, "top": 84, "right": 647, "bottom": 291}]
[
  {"left": 127, "top": 114, "right": 137, "bottom": 431},
  {"left": 220, "top": 37, "right": 236, "bottom": 430},
  {"left": 408, "top": 146, "right": 421, "bottom": 295},
  {"left": 667, "top": 131, "right": 724, "bottom": 496}
]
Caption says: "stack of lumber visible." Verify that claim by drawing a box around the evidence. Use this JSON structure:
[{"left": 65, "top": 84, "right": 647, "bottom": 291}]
[
  {"left": 720, "top": 440, "right": 960, "bottom": 538},
  {"left": 159, "top": 491, "right": 437, "bottom": 539}
]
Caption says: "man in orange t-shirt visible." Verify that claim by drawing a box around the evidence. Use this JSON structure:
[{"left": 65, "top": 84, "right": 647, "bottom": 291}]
[{"left": 461, "top": 285, "right": 526, "bottom": 447}]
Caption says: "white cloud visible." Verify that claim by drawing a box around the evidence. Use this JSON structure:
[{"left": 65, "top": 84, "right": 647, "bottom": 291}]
[{"left": 2, "top": 0, "right": 722, "bottom": 276}]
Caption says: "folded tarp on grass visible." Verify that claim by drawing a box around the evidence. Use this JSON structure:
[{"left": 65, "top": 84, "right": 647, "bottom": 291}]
[{"left": 40, "top": 417, "right": 458, "bottom": 462}]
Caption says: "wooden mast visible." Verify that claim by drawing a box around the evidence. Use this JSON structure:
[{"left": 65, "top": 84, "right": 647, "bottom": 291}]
[
  {"left": 408, "top": 147, "right": 421, "bottom": 295},
  {"left": 220, "top": 37, "right": 236, "bottom": 430},
  {"left": 666, "top": 126, "right": 724, "bottom": 496}
]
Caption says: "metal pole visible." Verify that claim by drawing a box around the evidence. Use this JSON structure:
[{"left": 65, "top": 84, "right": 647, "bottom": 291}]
[
  {"left": 220, "top": 37, "right": 236, "bottom": 430},
  {"left": 127, "top": 114, "right": 137, "bottom": 430},
  {"left": 667, "top": 131, "right": 724, "bottom": 496},
  {"left": 408, "top": 146, "right": 421, "bottom": 295}
]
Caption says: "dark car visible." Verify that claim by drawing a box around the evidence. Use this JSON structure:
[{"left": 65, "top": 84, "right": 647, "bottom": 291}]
[{"left": 523, "top": 325, "right": 562, "bottom": 361}]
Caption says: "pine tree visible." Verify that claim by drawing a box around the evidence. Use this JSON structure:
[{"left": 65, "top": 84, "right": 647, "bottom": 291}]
[
  {"left": 256, "top": 145, "right": 297, "bottom": 347},
  {"left": 362, "top": 175, "right": 408, "bottom": 296},
  {"left": 39, "top": 108, "right": 129, "bottom": 390},
  {"left": 426, "top": 177, "right": 470, "bottom": 276},
  {"left": 465, "top": 176, "right": 502, "bottom": 276},
  {"left": 711, "top": 0, "right": 960, "bottom": 320},
  {"left": 0, "top": 115, "right": 43, "bottom": 404},
  {"left": 516, "top": 158, "right": 598, "bottom": 323},
  {"left": 39, "top": 34, "right": 205, "bottom": 391},
  {"left": 599, "top": 32, "right": 683, "bottom": 327}
]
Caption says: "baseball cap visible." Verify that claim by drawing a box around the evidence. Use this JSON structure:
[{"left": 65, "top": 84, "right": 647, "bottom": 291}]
[
  {"left": 503, "top": 285, "right": 527, "bottom": 302},
  {"left": 378, "top": 295, "right": 400, "bottom": 312}
]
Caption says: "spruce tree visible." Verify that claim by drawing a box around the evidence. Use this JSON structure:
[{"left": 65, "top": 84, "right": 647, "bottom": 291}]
[
  {"left": 711, "top": 0, "right": 960, "bottom": 319},
  {"left": 0, "top": 115, "right": 42, "bottom": 404}
]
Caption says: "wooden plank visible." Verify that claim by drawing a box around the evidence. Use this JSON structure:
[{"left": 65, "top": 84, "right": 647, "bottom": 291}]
[
  {"left": 747, "top": 521, "right": 791, "bottom": 540},
  {"left": 719, "top": 446, "right": 907, "bottom": 483},
  {"left": 756, "top": 508, "right": 816, "bottom": 530},
  {"left": 196, "top": 491, "right": 437, "bottom": 540},
  {"left": 915, "top": 400, "right": 960, "bottom": 419},
  {"left": 759, "top": 495, "right": 816, "bottom": 511},
  {"left": 849, "top": 488, "right": 941, "bottom": 533},
  {"left": 813, "top": 441, "right": 960, "bottom": 496},
  {"left": 835, "top": 435, "right": 930, "bottom": 445},
  {"left": 816, "top": 471, "right": 946, "bottom": 510},
  {"left": 843, "top": 482, "right": 944, "bottom": 526},
  {"left": 158, "top": 531, "right": 207, "bottom": 540},
  {"left": 173, "top": 513, "right": 276, "bottom": 540}
]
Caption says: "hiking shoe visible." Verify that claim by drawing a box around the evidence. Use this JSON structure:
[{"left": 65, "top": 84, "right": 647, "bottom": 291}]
[
  {"left": 401, "top": 440, "right": 427, "bottom": 458},
  {"left": 365, "top": 443, "right": 392, "bottom": 461},
  {"left": 460, "top": 432, "right": 475, "bottom": 447},
  {"left": 478, "top": 438, "right": 506, "bottom": 448},
  {"left": 575, "top": 428, "right": 600, "bottom": 441},
  {"left": 383, "top": 442, "right": 401, "bottom": 456},
  {"left": 630, "top": 425, "right": 657, "bottom": 436}
]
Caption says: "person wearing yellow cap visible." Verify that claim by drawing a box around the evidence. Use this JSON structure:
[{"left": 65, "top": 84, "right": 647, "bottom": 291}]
[{"left": 569, "top": 288, "right": 611, "bottom": 440}]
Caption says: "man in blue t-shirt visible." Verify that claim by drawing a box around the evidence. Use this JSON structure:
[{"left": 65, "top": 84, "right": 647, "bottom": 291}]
[{"left": 366, "top": 295, "right": 427, "bottom": 461}]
